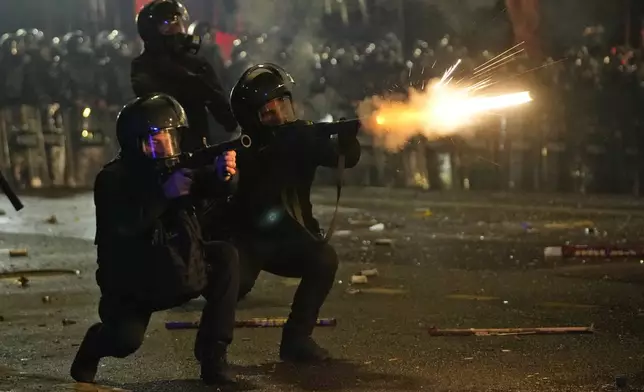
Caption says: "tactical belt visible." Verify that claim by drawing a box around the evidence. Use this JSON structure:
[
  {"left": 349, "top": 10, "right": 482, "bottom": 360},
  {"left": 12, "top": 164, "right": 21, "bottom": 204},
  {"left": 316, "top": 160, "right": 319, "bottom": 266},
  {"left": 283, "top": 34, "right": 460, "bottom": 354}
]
[{"left": 282, "top": 155, "right": 345, "bottom": 243}]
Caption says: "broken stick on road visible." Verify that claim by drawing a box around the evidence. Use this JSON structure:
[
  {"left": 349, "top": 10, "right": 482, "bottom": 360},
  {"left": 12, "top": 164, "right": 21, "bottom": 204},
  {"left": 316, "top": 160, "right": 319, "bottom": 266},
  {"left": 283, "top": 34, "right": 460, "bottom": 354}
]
[{"left": 428, "top": 325, "right": 594, "bottom": 336}]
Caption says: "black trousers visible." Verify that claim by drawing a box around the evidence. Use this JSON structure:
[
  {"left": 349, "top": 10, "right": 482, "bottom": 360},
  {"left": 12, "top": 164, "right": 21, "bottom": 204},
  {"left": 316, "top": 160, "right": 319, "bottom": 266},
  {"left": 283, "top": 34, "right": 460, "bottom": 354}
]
[
  {"left": 235, "top": 235, "right": 339, "bottom": 338},
  {"left": 88, "top": 242, "right": 239, "bottom": 361}
]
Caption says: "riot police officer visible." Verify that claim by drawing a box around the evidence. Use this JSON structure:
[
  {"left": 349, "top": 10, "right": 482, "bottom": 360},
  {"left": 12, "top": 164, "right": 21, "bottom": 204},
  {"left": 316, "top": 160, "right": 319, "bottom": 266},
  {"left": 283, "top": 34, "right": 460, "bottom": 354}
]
[
  {"left": 95, "top": 30, "right": 135, "bottom": 158},
  {"left": 70, "top": 94, "right": 240, "bottom": 386},
  {"left": 229, "top": 64, "right": 361, "bottom": 362},
  {"left": 131, "top": 0, "right": 239, "bottom": 153},
  {"left": 61, "top": 30, "right": 105, "bottom": 188},
  {"left": 0, "top": 31, "right": 48, "bottom": 189},
  {"left": 41, "top": 35, "right": 73, "bottom": 187}
]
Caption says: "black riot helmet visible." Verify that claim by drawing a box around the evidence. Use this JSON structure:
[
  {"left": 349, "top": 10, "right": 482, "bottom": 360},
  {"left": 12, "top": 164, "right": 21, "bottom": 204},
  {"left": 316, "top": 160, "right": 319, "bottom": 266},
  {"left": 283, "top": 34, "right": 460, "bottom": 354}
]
[
  {"left": 95, "top": 30, "right": 131, "bottom": 58},
  {"left": 63, "top": 31, "right": 93, "bottom": 55},
  {"left": 116, "top": 94, "right": 187, "bottom": 163},
  {"left": 229, "top": 63, "right": 297, "bottom": 131},
  {"left": 16, "top": 28, "right": 44, "bottom": 52},
  {"left": 0, "top": 33, "right": 23, "bottom": 58},
  {"left": 136, "top": 0, "right": 201, "bottom": 55}
]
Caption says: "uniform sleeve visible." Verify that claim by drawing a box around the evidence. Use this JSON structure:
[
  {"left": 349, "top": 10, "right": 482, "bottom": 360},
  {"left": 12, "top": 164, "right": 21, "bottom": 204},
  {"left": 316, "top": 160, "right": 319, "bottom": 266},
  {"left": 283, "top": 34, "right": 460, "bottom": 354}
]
[
  {"left": 200, "top": 61, "right": 239, "bottom": 133},
  {"left": 94, "top": 169, "right": 170, "bottom": 239}
]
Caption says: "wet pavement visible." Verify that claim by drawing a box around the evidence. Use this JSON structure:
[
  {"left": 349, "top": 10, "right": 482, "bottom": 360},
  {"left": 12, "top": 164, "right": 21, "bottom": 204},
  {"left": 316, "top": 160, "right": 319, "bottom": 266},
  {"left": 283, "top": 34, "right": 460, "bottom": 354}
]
[{"left": 2, "top": 188, "right": 644, "bottom": 391}]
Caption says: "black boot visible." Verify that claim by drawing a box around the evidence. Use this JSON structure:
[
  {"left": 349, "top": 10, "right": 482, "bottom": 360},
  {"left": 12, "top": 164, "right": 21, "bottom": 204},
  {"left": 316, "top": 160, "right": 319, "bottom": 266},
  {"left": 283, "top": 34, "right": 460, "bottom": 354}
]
[
  {"left": 200, "top": 354, "right": 236, "bottom": 386},
  {"left": 70, "top": 323, "right": 103, "bottom": 383},
  {"left": 279, "top": 332, "right": 331, "bottom": 363}
]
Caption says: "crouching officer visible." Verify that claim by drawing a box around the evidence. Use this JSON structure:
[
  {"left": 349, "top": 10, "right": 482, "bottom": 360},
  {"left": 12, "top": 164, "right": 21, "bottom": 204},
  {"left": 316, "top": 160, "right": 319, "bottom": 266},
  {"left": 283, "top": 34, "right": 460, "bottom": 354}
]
[
  {"left": 228, "top": 64, "right": 361, "bottom": 362},
  {"left": 132, "top": 0, "right": 239, "bottom": 153},
  {"left": 70, "top": 94, "right": 239, "bottom": 386}
]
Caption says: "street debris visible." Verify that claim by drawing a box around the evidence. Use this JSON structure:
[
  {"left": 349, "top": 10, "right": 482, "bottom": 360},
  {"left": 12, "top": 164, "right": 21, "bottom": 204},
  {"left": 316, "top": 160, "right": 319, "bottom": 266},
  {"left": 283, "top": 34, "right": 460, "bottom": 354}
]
[
  {"left": 543, "top": 220, "right": 594, "bottom": 230},
  {"left": 44, "top": 215, "right": 59, "bottom": 224},
  {"left": 446, "top": 294, "right": 500, "bottom": 301},
  {"left": 346, "top": 287, "right": 407, "bottom": 295},
  {"left": 62, "top": 319, "right": 77, "bottom": 326},
  {"left": 615, "top": 375, "right": 628, "bottom": 389},
  {"left": 166, "top": 318, "right": 337, "bottom": 330},
  {"left": 428, "top": 325, "right": 594, "bottom": 336},
  {"left": 17, "top": 276, "right": 29, "bottom": 288},
  {"left": 59, "top": 382, "right": 130, "bottom": 392},
  {"left": 349, "top": 218, "right": 378, "bottom": 226},
  {"left": 414, "top": 208, "right": 432, "bottom": 217},
  {"left": 369, "top": 223, "right": 385, "bottom": 232},
  {"left": 544, "top": 245, "right": 644, "bottom": 258},
  {"left": 335, "top": 230, "right": 352, "bottom": 237},
  {"left": 538, "top": 302, "right": 597, "bottom": 310},
  {"left": 360, "top": 268, "right": 379, "bottom": 277},
  {"left": 0, "top": 269, "right": 81, "bottom": 280},
  {"left": 374, "top": 238, "right": 394, "bottom": 246},
  {"left": 351, "top": 275, "right": 368, "bottom": 284},
  {"left": 0, "top": 248, "right": 29, "bottom": 257},
  {"left": 41, "top": 296, "right": 51, "bottom": 304}
]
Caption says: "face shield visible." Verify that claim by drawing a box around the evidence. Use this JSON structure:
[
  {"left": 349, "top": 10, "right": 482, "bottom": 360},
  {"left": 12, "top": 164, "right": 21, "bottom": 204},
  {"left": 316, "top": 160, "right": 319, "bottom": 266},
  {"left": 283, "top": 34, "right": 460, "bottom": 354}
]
[
  {"left": 140, "top": 127, "right": 183, "bottom": 159},
  {"left": 158, "top": 5, "right": 190, "bottom": 36},
  {"left": 258, "top": 96, "right": 297, "bottom": 126}
]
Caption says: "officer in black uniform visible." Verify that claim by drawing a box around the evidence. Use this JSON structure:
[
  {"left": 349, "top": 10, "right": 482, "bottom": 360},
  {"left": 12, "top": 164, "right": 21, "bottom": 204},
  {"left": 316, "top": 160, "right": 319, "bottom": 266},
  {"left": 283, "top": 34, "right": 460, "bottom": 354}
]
[
  {"left": 0, "top": 31, "right": 49, "bottom": 189},
  {"left": 61, "top": 30, "right": 104, "bottom": 188},
  {"left": 95, "top": 30, "right": 135, "bottom": 157},
  {"left": 131, "top": 0, "right": 239, "bottom": 154},
  {"left": 70, "top": 94, "right": 240, "bottom": 386},
  {"left": 229, "top": 64, "right": 361, "bottom": 362}
]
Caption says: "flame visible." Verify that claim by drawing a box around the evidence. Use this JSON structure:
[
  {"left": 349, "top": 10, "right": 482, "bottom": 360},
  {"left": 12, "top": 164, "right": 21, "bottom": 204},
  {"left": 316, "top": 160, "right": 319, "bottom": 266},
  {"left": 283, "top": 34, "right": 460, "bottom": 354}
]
[{"left": 358, "top": 60, "right": 533, "bottom": 151}]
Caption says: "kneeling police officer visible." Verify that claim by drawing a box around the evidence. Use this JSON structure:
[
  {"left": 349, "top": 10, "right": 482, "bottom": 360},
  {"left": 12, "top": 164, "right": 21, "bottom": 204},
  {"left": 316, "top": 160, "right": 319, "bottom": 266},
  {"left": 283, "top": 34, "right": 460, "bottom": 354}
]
[
  {"left": 70, "top": 94, "right": 239, "bottom": 386},
  {"left": 229, "top": 64, "right": 361, "bottom": 362}
]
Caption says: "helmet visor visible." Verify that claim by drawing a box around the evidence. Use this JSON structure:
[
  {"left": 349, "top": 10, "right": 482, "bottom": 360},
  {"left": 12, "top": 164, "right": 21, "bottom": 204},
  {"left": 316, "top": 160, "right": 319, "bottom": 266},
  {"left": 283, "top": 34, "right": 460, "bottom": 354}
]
[
  {"left": 141, "top": 127, "right": 183, "bottom": 159},
  {"left": 258, "top": 96, "right": 297, "bottom": 126},
  {"left": 158, "top": 4, "right": 190, "bottom": 36}
]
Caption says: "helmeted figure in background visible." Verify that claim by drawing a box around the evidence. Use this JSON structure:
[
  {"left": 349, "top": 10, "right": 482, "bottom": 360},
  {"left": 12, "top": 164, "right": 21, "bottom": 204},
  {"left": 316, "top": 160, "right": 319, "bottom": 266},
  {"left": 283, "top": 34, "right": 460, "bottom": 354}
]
[
  {"left": 0, "top": 31, "right": 49, "bottom": 189},
  {"left": 61, "top": 30, "right": 105, "bottom": 188},
  {"left": 40, "top": 35, "right": 71, "bottom": 187},
  {"left": 95, "top": 30, "right": 135, "bottom": 158},
  {"left": 131, "top": 0, "right": 240, "bottom": 154}
]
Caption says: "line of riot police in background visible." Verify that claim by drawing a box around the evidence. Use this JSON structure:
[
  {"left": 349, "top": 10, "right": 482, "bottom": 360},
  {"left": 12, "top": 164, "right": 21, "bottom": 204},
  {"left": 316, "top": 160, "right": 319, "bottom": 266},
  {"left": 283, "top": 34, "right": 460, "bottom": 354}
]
[
  {"left": 0, "top": 29, "right": 134, "bottom": 190},
  {"left": 3, "top": 24, "right": 644, "bottom": 194}
]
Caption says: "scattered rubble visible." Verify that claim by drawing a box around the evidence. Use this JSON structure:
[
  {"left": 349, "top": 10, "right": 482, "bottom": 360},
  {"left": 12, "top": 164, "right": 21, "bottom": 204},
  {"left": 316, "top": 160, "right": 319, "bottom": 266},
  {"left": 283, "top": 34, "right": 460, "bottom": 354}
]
[{"left": 62, "top": 319, "right": 77, "bottom": 326}]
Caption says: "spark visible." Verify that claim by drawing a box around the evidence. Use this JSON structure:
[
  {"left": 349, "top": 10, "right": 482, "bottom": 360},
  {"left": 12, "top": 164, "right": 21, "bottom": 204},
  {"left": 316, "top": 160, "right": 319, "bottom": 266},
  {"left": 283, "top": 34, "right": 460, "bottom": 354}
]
[{"left": 358, "top": 56, "right": 533, "bottom": 151}]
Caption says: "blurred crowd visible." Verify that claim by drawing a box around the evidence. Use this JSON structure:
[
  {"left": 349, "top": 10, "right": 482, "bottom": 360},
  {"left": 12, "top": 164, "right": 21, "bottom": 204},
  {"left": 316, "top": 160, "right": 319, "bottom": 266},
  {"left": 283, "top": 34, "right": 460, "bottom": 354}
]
[{"left": 2, "top": 24, "right": 644, "bottom": 193}]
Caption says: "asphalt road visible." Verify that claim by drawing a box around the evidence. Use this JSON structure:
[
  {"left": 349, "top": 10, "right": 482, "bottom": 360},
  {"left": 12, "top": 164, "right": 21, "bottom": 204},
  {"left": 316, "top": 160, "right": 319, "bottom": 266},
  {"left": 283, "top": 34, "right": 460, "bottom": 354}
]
[{"left": 1, "top": 188, "right": 644, "bottom": 392}]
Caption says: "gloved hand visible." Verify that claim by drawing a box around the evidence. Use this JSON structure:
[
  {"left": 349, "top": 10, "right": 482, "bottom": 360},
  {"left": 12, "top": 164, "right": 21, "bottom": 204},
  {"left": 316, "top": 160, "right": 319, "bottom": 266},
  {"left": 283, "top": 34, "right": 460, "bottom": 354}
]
[
  {"left": 162, "top": 169, "right": 193, "bottom": 199},
  {"left": 215, "top": 150, "right": 237, "bottom": 181}
]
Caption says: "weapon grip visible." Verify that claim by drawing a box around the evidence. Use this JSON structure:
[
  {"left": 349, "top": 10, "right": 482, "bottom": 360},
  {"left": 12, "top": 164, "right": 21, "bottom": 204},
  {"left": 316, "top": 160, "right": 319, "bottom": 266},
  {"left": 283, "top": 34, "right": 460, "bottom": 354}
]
[{"left": 0, "top": 172, "right": 23, "bottom": 211}]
